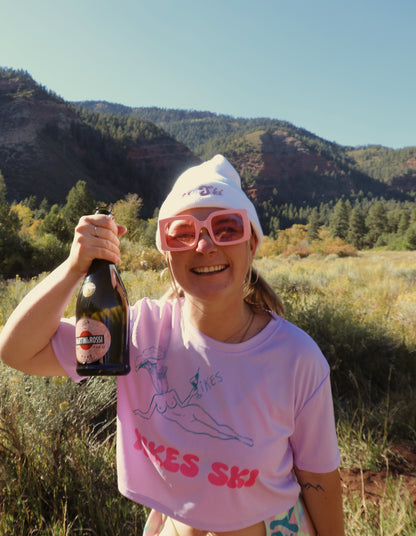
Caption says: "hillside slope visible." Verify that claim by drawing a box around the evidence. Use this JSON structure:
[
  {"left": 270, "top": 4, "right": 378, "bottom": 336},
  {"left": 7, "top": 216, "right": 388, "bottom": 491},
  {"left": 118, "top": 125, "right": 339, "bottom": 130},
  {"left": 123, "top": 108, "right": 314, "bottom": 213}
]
[
  {"left": 0, "top": 69, "right": 197, "bottom": 214},
  {"left": 0, "top": 68, "right": 414, "bottom": 218},
  {"left": 79, "top": 101, "right": 415, "bottom": 204}
]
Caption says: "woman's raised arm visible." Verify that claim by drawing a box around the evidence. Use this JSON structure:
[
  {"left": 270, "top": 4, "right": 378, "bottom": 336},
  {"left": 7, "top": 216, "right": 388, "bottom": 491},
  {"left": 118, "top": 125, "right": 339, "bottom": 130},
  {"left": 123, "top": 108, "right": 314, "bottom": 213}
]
[{"left": 0, "top": 213, "right": 125, "bottom": 376}]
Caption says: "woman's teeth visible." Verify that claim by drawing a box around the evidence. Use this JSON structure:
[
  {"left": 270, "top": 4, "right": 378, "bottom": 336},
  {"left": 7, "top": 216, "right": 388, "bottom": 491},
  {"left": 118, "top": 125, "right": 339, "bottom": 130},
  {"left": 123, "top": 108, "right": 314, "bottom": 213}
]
[{"left": 192, "top": 265, "right": 227, "bottom": 274}]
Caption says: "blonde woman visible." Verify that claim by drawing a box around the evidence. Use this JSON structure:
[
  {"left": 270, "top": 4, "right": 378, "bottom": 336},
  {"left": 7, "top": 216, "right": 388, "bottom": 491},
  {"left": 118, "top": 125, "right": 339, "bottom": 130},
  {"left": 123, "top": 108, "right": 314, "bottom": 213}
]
[{"left": 0, "top": 155, "right": 344, "bottom": 535}]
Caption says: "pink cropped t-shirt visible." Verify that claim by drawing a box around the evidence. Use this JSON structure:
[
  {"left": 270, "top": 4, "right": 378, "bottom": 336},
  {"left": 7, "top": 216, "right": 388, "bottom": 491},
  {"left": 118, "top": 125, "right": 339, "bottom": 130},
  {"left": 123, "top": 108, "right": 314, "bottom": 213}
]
[{"left": 52, "top": 297, "right": 340, "bottom": 532}]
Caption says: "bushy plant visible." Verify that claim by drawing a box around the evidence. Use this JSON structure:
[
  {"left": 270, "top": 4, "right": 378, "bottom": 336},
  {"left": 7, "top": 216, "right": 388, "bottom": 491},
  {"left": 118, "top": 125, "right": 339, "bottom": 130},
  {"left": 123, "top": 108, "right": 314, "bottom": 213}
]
[
  {"left": 343, "top": 480, "right": 415, "bottom": 535},
  {"left": 0, "top": 368, "right": 147, "bottom": 535},
  {"left": 0, "top": 274, "right": 45, "bottom": 327},
  {"left": 30, "top": 233, "right": 70, "bottom": 274},
  {"left": 255, "top": 227, "right": 357, "bottom": 259},
  {"left": 1, "top": 251, "right": 416, "bottom": 533},
  {"left": 119, "top": 240, "right": 166, "bottom": 273},
  {"left": 255, "top": 251, "right": 416, "bottom": 440}
]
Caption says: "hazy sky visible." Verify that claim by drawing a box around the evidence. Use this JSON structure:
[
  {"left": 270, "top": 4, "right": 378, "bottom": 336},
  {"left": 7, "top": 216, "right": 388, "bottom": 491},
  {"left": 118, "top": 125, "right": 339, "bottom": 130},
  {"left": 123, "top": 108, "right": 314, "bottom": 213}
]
[{"left": 1, "top": 0, "right": 415, "bottom": 149}]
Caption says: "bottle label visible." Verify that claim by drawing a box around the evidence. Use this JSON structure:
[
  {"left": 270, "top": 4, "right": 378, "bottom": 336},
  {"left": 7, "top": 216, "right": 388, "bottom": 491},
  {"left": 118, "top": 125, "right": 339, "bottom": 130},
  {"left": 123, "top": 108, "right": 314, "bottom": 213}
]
[{"left": 76, "top": 317, "right": 111, "bottom": 364}]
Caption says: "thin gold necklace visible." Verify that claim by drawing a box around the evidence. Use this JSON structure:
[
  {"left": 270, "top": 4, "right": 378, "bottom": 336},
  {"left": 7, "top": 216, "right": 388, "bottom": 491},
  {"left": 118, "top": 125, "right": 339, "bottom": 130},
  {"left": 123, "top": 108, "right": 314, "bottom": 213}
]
[{"left": 224, "top": 308, "right": 255, "bottom": 343}]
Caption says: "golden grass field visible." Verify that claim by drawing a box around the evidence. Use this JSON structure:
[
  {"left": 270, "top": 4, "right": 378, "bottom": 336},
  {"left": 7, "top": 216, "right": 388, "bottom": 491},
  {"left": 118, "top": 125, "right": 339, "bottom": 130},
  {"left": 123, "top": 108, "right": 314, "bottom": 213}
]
[{"left": 1, "top": 249, "right": 415, "bottom": 534}]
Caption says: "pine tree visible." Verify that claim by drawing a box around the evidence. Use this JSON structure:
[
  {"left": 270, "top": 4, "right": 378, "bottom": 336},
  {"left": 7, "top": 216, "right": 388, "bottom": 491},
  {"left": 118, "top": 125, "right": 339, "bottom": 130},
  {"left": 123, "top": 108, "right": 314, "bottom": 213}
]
[
  {"left": 397, "top": 211, "right": 410, "bottom": 235},
  {"left": 62, "top": 180, "right": 96, "bottom": 226},
  {"left": 269, "top": 216, "right": 280, "bottom": 239},
  {"left": 307, "top": 207, "right": 321, "bottom": 241},
  {"left": 0, "top": 196, "right": 23, "bottom": 277},
  {"left": 347, "top": 207, "right": 367, "bottom": 249},
  {"left": 42, "top": 205, "right": 72, "bottom": 242},
  {"left": 0, "top": 170, "right": 6, "bottom": 203},
  {"left": 405, "top": 223, "right": 416, "bottom": 250},
  {"left": 365, "top": 201, "right": 388, "bottom": 246},
  {"left": 330, "top": 199, "right": 350, "bottom": 240}
]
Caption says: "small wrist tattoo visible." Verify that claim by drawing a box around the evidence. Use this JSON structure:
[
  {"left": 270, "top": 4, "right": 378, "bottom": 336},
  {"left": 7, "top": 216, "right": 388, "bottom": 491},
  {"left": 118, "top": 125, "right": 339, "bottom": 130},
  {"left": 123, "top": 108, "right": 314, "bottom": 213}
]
[{"left": 301, "top": 482, "right": 325, "bottom": 492}]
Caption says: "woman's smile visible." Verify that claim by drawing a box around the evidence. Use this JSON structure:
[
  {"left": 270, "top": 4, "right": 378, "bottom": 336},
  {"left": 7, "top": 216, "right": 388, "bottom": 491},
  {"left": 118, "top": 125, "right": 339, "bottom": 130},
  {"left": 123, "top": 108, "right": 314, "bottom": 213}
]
[{"left": 191, "top": 264, "right": 229, "bottom": 275}]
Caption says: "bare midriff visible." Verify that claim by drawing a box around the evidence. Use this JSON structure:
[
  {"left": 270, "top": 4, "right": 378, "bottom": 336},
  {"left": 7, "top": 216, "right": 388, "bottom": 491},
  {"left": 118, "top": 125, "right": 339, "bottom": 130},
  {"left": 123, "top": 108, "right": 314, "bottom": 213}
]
[
  {"left": 160, "top": 519, "right": 267, "bottom": 536},
  {"left": 158, "top": 498, "right": 317, "bottom": 536}
]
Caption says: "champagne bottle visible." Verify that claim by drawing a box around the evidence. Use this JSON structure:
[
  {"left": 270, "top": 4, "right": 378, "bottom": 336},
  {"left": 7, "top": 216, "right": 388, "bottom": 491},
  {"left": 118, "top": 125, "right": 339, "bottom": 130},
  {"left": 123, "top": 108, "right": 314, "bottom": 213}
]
[{"left": 75, "top": 207, "right": 130, "bottom": 376}]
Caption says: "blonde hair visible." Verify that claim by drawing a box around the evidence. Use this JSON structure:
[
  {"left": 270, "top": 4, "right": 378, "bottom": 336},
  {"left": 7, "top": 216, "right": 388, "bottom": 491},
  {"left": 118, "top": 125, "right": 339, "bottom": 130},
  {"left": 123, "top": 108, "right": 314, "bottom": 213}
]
[{"left": 243, "top": 267, "right": 285, "bottom": 317}]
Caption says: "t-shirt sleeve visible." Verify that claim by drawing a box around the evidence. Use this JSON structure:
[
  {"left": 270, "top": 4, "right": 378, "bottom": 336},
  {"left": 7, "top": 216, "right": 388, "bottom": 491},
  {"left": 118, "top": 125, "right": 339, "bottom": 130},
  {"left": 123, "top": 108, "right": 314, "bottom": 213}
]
[
  {"left": 51, "top": 317, "right": 85, "bottom": 382},
  {"left": 290, "top": 371, "right": 340, "bottom": 473}
]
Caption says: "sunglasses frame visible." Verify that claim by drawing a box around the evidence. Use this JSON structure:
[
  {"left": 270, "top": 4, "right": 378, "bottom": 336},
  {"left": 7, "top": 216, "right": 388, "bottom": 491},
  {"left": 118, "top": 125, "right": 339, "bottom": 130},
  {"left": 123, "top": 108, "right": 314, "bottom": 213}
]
[{"left": 158, "top": 209, "right": 251, "bottom": 252}]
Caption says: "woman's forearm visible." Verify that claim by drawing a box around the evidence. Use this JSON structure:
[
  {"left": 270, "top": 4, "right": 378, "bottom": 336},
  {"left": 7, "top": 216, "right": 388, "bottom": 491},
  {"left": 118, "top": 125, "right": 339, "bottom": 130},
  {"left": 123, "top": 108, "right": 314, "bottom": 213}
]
[
  {"left": 294, "top": 467, "right": 345, "bottom": 536},
  {"left": 0, "top": 258, "right": 82, "bottom": 373}
]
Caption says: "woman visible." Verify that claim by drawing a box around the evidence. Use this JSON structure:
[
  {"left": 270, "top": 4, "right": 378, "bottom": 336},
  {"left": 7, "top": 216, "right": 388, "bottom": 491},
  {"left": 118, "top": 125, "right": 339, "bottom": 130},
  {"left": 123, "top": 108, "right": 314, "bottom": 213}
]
[{"left": 0, "top": 155, "right": 344, "bottom": 535}]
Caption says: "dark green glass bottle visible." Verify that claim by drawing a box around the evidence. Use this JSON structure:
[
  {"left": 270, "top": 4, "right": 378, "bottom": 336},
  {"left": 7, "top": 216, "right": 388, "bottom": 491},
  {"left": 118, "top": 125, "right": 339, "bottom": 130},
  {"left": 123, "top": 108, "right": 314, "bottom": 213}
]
[{"left": 75, "top": 208, "right": 130, "bottom": 376}]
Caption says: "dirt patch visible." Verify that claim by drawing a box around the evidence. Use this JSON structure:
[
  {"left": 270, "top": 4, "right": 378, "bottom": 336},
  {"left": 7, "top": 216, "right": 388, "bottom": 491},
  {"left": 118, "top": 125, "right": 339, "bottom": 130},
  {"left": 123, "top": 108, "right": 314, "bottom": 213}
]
[{"left": 340, "top": 444, "right": 416, "bottom": 509}]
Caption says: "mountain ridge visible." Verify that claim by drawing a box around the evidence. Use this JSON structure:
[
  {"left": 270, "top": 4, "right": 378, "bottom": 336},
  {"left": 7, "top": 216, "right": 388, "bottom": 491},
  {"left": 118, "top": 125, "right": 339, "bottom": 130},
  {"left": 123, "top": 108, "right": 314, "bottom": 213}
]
[
  {"left": 77, "top": 100, "right": 416, "bottom": 205},
  {"left": 0, "top": 68, "right": 415, "bottom": 219},
  {"left": 0, "top": 69, "right": 197, "bottom": 215}
]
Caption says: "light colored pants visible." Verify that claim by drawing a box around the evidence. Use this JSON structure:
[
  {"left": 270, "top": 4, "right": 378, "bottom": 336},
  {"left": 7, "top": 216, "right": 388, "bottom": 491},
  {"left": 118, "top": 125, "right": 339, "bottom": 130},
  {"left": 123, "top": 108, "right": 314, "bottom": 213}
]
[
  {"left": 264, "top": 497, "right": 312, "bottom": 536},
  {"left": 143, "top": 497, "right": 313, "bottom": 536}
]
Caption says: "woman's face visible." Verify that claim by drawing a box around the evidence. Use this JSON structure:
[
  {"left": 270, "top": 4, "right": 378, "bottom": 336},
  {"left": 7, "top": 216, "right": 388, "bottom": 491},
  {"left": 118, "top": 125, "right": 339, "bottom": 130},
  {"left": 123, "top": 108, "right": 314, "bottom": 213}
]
[{"left": 164, "top": 207, "right": 257, "bottom": 305}]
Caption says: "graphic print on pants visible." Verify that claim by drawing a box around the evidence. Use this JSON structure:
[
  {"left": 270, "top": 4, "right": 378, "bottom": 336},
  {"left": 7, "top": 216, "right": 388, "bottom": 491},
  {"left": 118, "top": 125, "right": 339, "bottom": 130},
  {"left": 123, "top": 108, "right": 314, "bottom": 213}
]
[{"left": 133, "top": 346, "right": 254, "bottom": 447}]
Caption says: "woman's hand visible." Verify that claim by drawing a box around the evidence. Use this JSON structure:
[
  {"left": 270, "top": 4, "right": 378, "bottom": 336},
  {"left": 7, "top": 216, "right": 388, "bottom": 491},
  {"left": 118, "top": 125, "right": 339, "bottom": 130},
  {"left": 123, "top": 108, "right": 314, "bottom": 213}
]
[{"left": 68, "top": 213, "right": 127, "bottom": 278}]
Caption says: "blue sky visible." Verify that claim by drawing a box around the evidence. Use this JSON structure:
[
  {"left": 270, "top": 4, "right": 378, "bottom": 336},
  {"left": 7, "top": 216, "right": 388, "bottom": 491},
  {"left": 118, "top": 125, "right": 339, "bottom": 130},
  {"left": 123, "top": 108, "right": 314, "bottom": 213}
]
[{"left": 1, "top": 0, "right": 415, "bottom": 149}]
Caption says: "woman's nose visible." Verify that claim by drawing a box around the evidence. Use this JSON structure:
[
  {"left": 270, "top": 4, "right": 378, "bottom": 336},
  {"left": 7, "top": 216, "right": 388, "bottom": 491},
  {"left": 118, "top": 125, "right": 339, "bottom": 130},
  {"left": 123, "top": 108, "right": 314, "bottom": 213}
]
[{"left": 195, "top": 228, "right": 217, "bottom": 253}]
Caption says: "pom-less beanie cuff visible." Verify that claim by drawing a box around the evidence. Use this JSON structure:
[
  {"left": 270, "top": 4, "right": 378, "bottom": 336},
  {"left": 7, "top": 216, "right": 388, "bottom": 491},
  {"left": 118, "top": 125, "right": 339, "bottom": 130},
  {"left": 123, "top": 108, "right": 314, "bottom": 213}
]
[{"left": 156, "top": 155, "right": 263, "bottom": 252}]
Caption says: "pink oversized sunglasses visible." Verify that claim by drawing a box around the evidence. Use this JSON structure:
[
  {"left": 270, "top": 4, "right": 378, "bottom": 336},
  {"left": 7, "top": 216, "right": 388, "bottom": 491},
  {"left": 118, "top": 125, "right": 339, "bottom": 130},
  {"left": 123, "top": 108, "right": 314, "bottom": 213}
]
[{"left": 158, "top": 209, "right": 251, "bottom": 252}]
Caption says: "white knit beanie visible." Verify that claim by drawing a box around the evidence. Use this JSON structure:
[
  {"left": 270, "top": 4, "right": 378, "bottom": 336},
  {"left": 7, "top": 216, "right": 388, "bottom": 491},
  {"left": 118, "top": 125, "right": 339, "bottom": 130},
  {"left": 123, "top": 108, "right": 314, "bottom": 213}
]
[{"left": 156, "top": 154, "right": 263, "bottom": 252}]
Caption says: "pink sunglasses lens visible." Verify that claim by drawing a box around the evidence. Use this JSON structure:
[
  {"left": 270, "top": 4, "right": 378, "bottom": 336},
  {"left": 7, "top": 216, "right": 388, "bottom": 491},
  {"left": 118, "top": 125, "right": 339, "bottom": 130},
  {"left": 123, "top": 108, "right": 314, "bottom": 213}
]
[
  {"left": 210, "top": 213, "right": 245, "bottom": 243},
  {"left": 163, "top": 211, "right": 248, "bottom": 250},
  {"left": 164, "top": 218, "right": 196, "bottom": 249}
]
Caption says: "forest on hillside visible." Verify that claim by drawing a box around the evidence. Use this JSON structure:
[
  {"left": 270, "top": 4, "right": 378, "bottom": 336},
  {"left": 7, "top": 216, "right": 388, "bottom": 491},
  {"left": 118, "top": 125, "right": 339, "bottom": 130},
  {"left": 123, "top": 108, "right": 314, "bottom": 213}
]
[
  {"left": 79, "top": 102, "right": 362, "bottom": 174},
  {"left": 2, "top": 67, "right": 415, "bottom": 209},
  {"left": 1, "top": 68, "right": 416, "bottom": 279},
  {"left": 1, "top": 170, "right": 416, "bottom": 280},
  {"left": 0, "top": 68, "right": 196, "bottom": 209},
  {"left": 79, "top": 101, "right": 416, "bottom": 185}
]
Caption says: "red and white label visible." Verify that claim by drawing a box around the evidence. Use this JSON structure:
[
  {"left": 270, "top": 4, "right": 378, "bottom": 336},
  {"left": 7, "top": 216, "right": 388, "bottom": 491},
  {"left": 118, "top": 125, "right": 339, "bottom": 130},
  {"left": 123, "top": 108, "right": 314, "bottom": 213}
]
[{"left": 76, "top": 317, "right": 111, "bottom": 364}]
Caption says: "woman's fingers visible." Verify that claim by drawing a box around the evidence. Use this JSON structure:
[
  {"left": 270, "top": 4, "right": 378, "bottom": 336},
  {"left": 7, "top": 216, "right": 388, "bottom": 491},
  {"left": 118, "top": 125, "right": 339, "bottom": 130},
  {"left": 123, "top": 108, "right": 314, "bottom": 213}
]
[{"left": 69, "top": 214, "right": 126, "bottom": 275}]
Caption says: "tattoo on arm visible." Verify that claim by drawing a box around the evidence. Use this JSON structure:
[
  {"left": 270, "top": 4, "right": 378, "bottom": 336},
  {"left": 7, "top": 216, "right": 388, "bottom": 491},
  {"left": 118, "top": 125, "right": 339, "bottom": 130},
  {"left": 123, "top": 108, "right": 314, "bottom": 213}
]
[{"left": 301, "top": 481, "right": 325, "bottom": 492}]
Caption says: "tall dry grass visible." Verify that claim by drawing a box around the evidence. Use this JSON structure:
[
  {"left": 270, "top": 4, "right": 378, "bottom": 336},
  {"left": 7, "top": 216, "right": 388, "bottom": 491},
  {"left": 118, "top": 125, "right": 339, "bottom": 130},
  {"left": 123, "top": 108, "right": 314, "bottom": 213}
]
[{"left": 0, "top": 250, "right": 415, "bottom": 534}]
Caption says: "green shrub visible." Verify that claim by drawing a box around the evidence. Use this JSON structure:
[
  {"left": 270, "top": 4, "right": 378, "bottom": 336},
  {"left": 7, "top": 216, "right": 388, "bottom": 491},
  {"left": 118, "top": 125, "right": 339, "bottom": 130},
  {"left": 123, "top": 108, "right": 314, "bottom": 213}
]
[
  {"left": 0, "top": 369, "right": 146, "bottom": 535},
  {"left": 1, "top": 251, "right": 416, "bottom": 533}
]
